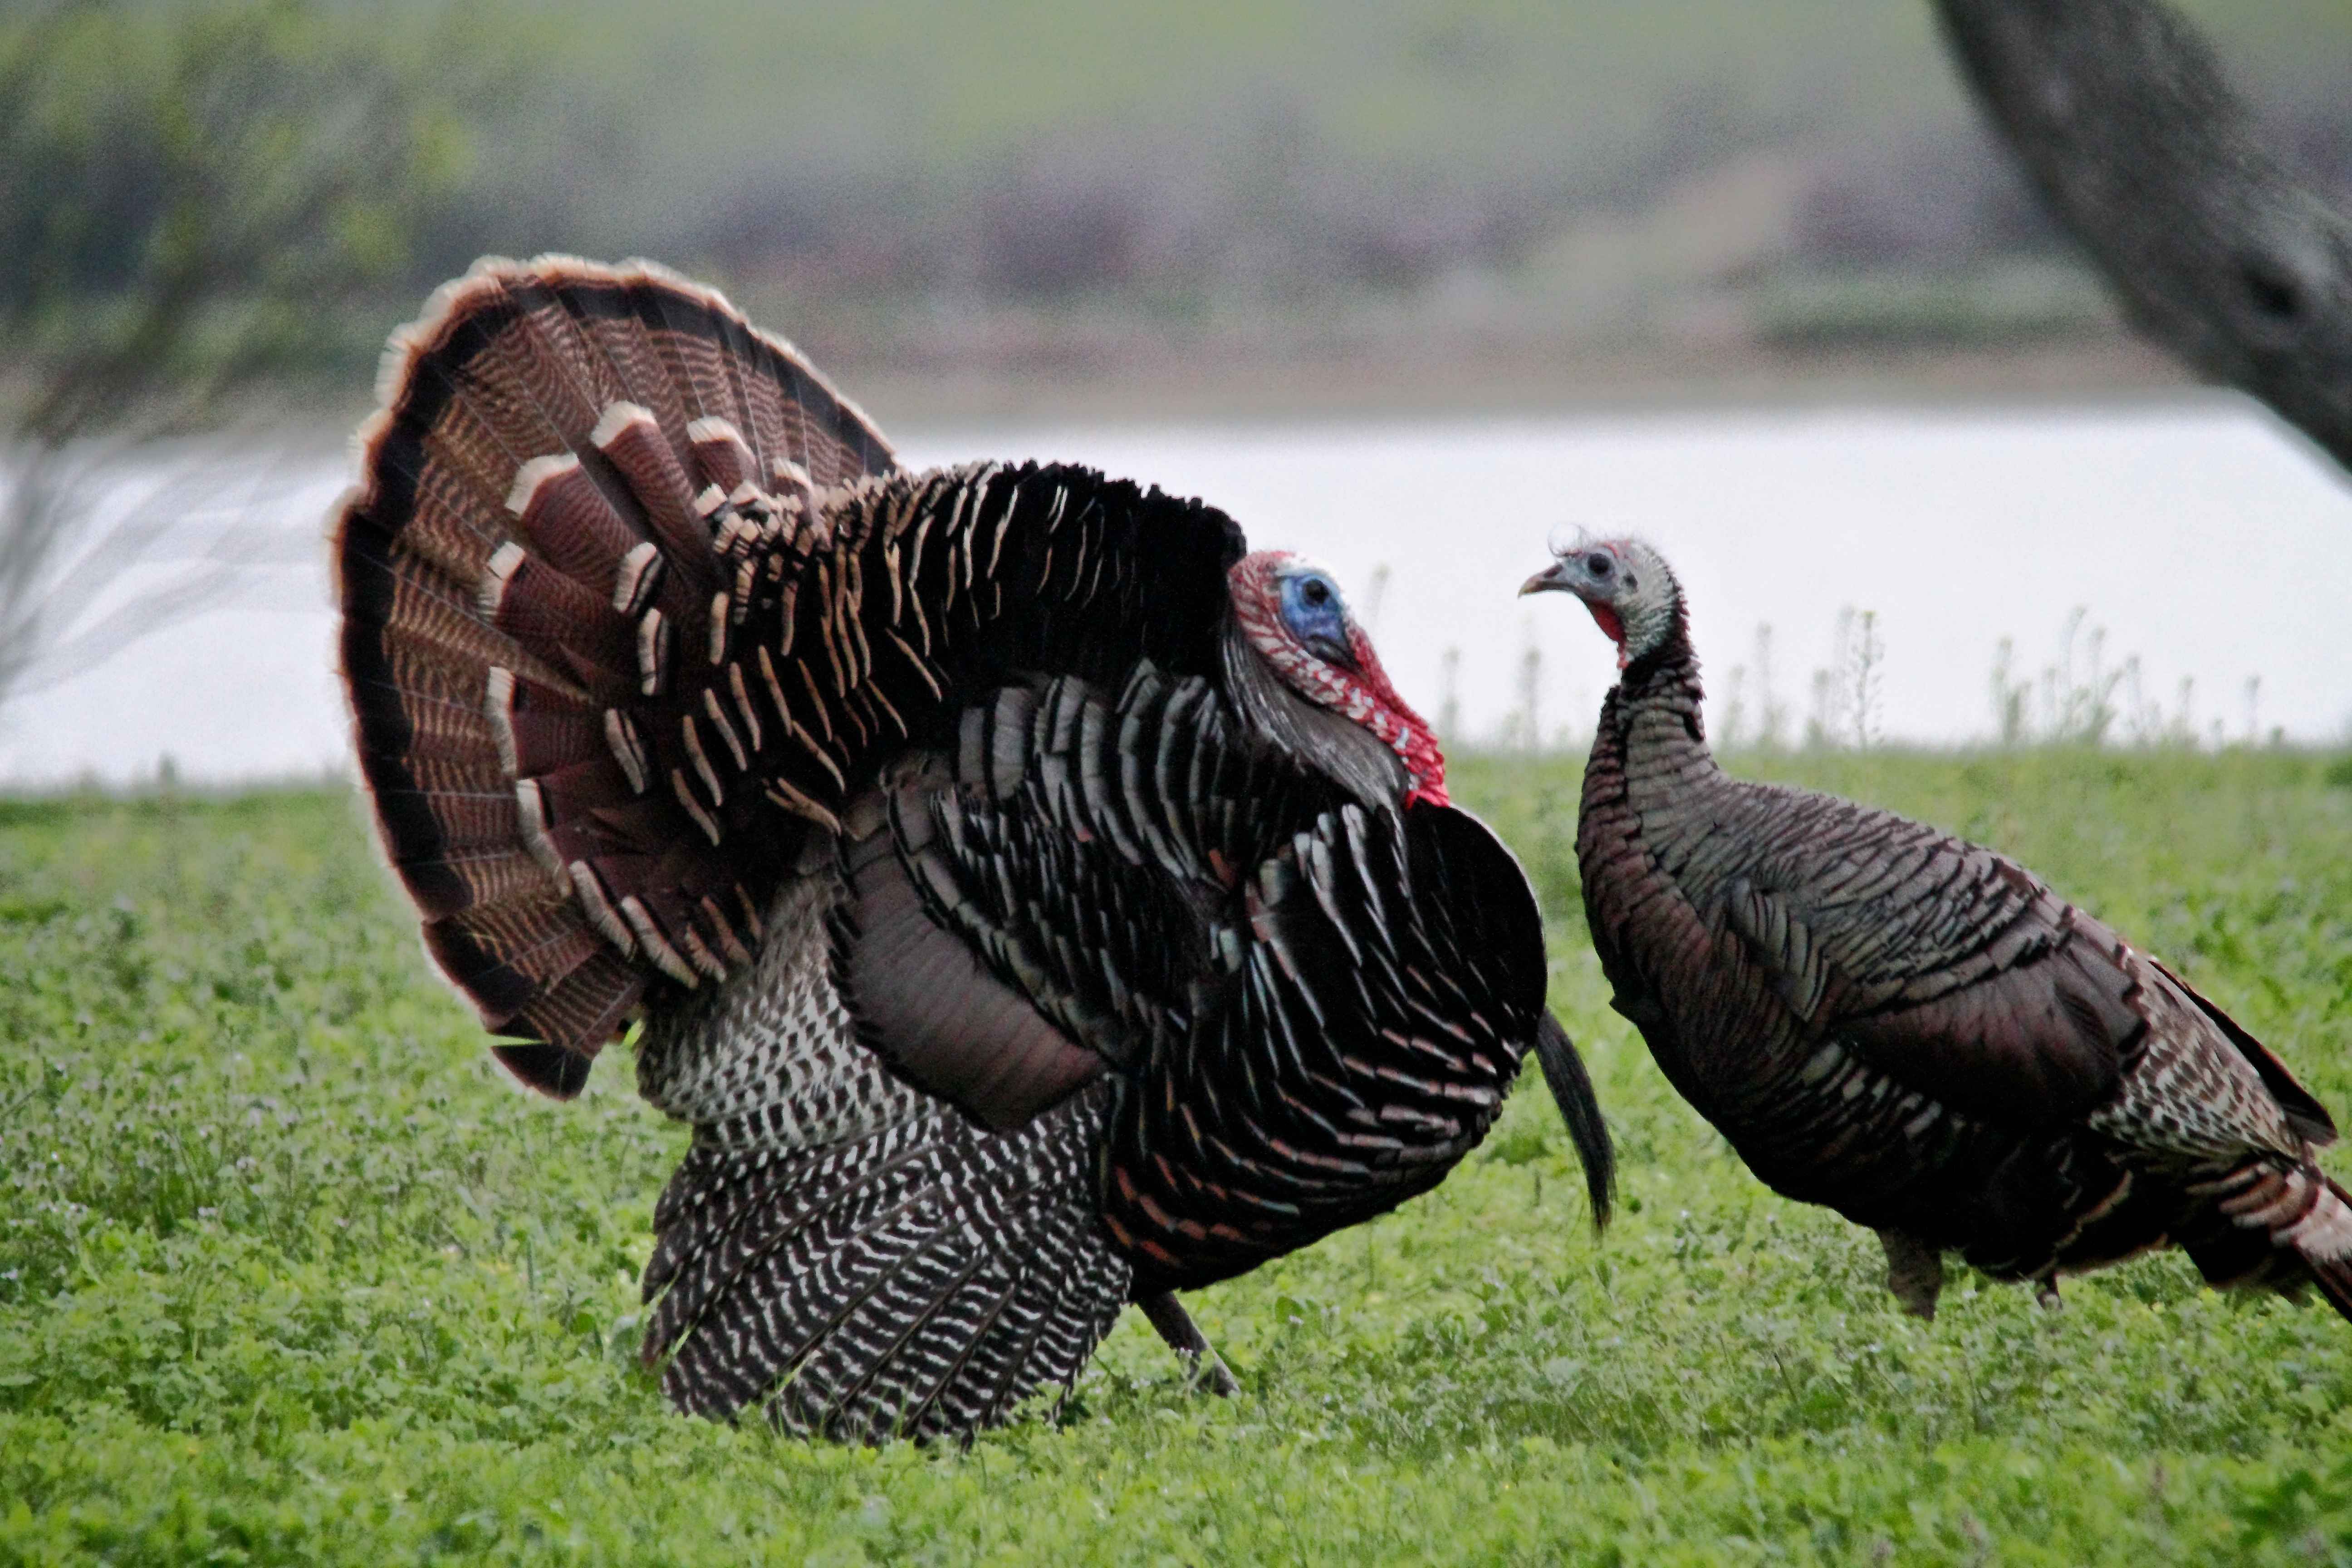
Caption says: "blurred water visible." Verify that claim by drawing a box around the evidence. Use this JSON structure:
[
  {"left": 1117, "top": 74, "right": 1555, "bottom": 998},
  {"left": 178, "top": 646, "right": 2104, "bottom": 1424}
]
[{"left": 2, "top": 395, "right": 2346, "bottom": 786}]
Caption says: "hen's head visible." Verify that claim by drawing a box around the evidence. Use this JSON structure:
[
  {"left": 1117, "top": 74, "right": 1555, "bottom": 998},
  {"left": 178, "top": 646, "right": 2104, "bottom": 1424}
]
[
  {"left": 1520, "top": 536, "right": 1686, "bottom": 671},
  {"left": 1226, "top": 550, "right": 1446, "bottom": 808}
]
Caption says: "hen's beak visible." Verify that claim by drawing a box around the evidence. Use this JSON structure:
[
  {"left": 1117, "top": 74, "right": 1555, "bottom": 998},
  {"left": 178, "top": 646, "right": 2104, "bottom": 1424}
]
[{"left": 1519, "top": 560, "right": 1572, "bottom": 597}]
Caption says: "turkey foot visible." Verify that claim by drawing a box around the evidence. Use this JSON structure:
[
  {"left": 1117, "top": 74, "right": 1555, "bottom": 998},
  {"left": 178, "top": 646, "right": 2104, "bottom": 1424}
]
[
  {"left": 1878, "top": 1230, "right": 1945, "bottom": 1320},
  {"left": 1138, "top": 1291, "right": 1240, "bottom": 1397}
]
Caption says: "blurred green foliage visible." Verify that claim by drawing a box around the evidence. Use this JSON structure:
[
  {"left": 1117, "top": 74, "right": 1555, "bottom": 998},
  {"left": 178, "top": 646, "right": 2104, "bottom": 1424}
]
[
  {"left": 9, "top": 0, "right": 2352, "bottom": 414},
  {"left": 2, "top": 748, "right": 2350, "bottom": 1561},
  {"left": 0, "top": 0, "right": 507, "bottom": 439}
]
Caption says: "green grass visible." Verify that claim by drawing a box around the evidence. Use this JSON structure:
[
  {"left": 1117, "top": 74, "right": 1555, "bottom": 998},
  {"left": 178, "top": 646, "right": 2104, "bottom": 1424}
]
[{"left": 4, "top": 750, "right": 2352, "bottom": 1564}]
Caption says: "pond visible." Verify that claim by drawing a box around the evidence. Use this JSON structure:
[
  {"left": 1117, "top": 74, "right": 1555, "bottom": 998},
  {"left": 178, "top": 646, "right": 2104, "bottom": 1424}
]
[{"left": 1, "top": 393, "right": 2346, "bottom": 784}]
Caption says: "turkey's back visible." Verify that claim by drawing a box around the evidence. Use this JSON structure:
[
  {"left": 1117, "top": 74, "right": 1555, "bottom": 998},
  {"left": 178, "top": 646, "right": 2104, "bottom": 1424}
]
[{"left": 1571, "top": 701, "right": 2051, "bottom": 1222}]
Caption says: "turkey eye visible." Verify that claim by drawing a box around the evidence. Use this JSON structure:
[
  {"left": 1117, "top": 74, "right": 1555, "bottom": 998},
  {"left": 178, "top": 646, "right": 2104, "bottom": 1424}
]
[
  {"left": 1301, "top": 578, "right": 1330, "bottom": 606},
  {"left": 1587, "top": 554, "right": 1612, "bottom": 578}
]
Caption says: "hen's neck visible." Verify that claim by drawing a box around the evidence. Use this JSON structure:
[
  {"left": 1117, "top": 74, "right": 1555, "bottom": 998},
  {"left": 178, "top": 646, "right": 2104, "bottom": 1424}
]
[{"left": 1590, "top": 629, "right": 1726, "bottom": 847}]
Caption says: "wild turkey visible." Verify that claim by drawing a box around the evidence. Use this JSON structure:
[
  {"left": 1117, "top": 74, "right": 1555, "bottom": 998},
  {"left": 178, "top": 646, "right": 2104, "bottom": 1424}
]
[
  {"left": 1521, "top": 536, "right": 2350, "bottom": 1322},
  {"left": 333, "top": 255, "right": 1612, "bottom": 1444}
]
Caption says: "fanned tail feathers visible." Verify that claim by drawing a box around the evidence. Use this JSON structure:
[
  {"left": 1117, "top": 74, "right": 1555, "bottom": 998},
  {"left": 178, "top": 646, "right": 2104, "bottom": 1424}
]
[{"left": 334, "top": 255, "right": 894, "bottom": 1092}]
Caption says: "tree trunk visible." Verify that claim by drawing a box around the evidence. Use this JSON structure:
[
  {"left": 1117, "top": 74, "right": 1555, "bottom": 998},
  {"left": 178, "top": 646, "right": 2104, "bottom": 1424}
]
[{"left": 1934, "top": 0, "right": 2352, "bottom": 477}]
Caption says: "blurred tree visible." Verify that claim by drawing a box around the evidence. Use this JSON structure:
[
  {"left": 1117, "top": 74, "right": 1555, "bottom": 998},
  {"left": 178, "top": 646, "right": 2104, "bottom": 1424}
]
[
  {"left": 1937, "top": 0, "right": 2352, "bottom": 478},
  {"left": 0, "top": 0, "right": 493, "bottom": 706}
]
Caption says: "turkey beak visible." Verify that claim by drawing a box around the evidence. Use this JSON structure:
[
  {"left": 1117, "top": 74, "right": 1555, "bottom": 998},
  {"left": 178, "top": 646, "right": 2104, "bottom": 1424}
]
[{"left": 1519, "top": 560, "right": 1573, "bottom": 598}]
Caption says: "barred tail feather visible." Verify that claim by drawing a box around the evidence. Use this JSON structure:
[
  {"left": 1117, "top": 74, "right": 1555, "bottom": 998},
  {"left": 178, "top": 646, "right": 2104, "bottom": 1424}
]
[
  {"left": 642, "top": 1086, "right": 1131, "bottom": 1442},
  {"left": 2308, "top": 1261, "right": 2352, "bottom": 1325},
  {"left": 334, "top": 255, "right": 894, "bottom": 1092},
  {"left": 2307, "top": 1255, "right": 2352, "bottom": 1325},
  {"left": 627, "top": 862, "right": 1130, "bottom": 1442},
  {"left": 2285, "top": 1174, "right": 2352, "bottom": 1324},
  {"left": 2181, "top": 1159, "right": 2352, "bottom": 1322}
]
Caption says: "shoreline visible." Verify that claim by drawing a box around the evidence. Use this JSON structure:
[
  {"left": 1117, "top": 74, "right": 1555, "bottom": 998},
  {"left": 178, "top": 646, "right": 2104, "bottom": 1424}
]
[
  {"left": 843, "top": 334, "right": 2195, "bottom": 430},
  {"left": 2, "top": 390, "right": 2344, "bottom": 792},
  {"left": 132, "top": 333, "right": 2207, "bottom": 451}
]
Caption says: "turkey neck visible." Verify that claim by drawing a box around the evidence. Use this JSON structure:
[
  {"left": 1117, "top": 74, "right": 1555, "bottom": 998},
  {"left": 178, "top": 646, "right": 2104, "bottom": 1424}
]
[{"left": 1586, "top": 626, "right": 1730, "bottom": 867}]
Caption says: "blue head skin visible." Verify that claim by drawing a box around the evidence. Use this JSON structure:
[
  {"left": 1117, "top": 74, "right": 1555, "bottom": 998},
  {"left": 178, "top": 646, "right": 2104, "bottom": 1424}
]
[
  {"left": 1278, "top": 567, "right": 1354, "bottom": 668},
  {"left": 1226, "top": 549, "right": 1448, "bottom": 807}
]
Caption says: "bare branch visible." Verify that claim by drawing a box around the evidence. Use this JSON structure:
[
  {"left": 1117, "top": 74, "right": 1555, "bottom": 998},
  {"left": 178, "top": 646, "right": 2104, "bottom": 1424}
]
[
  {"left": 0, "top": 440, "right": 318, "bottom": 698},
  {"left": 1934, "top": 0, "right": 2352, "bottom": 475},
  {"left": 0, "top": 0, "right": 498, "bottom": 714}
]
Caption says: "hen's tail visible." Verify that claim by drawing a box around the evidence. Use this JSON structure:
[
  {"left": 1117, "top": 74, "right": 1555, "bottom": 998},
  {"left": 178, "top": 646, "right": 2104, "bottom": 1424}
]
[
  {"left": 2274, "top": 1171, "right": 2352, "bottom": 1323},
  {"left": 2184, "top": 1160, "right": 2352, "bottom": 1323},
  {"left": 333, "top": 255, "right": 893, "bottom": 1093}
]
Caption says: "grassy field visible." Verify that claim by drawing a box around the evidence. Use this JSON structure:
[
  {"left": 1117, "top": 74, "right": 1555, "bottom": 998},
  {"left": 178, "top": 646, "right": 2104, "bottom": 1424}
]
[{"left": 3, "top": 748, "right": 2351, "bottom": 1564}]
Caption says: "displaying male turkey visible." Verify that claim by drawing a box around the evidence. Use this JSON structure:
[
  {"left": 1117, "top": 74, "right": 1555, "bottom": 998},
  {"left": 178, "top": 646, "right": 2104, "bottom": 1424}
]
[
  {"left": 334, "top": 255, "right": 1612, "bottom": 1445},
  {"left": 1521, "top": 536, "right": 2349, "bottom": 1322}
]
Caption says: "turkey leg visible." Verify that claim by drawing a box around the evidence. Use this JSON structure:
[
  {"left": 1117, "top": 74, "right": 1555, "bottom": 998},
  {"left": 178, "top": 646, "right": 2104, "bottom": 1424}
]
[
  {"left": 1877, "top": 1229, "right": 1945, "bottom": 1320},
  {"left": 1137, "top": 1291, "right": 1240, "bottom": 1396}
]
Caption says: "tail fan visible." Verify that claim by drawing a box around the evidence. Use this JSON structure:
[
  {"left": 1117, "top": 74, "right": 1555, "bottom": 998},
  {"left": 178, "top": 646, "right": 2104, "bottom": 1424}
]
[
  {"left": 1533, "top": 1011, "right": 1617, "bottom": 1231},
  {"left": 334, "top": 256, "right": 894, "bottom": 1092}
]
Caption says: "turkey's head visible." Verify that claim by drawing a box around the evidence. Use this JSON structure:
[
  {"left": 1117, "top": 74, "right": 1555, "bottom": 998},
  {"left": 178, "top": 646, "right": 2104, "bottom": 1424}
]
[
  {"left": 1521, "top": 536, "right": 1686, "bottom": 672},
  {"left": 1224, "top": 551, "right": 1446, "bottom": 809}
]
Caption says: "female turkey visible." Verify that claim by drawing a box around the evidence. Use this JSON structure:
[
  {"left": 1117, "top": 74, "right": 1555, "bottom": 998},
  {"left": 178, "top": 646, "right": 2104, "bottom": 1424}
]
[
  {"left": 1522, "top": 536, "right": 2349, "bottom": 1322},
  {"left": 335, "top": 255, "right": 1612, "bottom": 1444}
]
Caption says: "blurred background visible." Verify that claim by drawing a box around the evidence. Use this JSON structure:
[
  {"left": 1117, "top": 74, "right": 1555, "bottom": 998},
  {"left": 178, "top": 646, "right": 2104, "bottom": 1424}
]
[{"left": 2, "top": 0, "right": 2348, "bottom": 782}]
